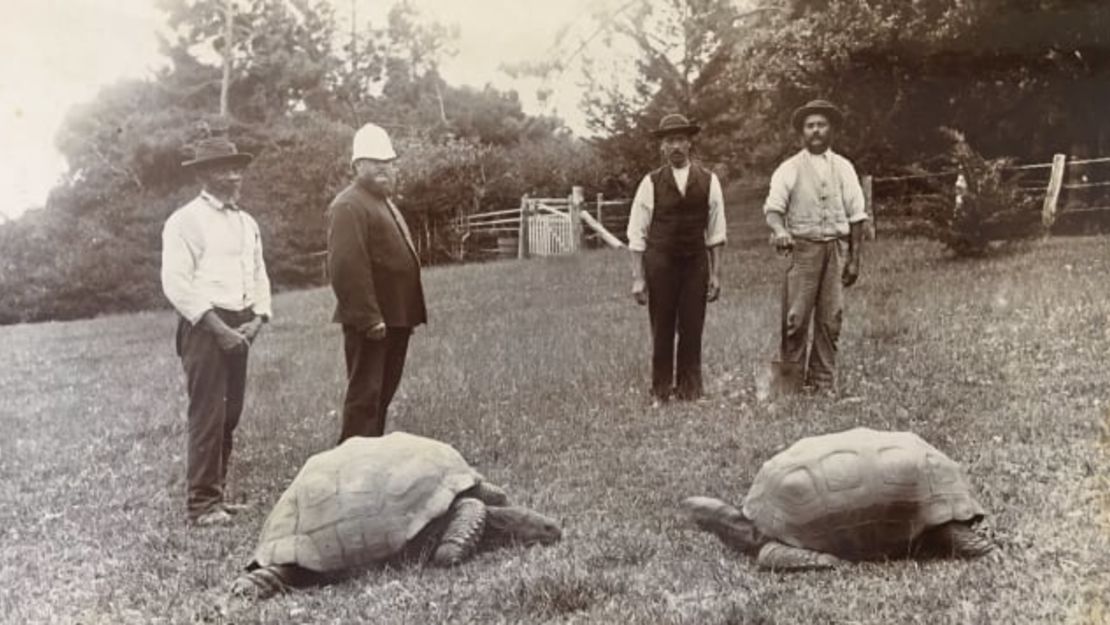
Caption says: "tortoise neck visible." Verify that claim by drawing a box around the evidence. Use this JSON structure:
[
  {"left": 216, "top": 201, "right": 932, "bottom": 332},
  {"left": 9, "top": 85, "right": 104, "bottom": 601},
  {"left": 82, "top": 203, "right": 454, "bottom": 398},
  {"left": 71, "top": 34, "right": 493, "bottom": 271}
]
[{"left": 482, "top": 506, "right": 561, "bottom": 547}]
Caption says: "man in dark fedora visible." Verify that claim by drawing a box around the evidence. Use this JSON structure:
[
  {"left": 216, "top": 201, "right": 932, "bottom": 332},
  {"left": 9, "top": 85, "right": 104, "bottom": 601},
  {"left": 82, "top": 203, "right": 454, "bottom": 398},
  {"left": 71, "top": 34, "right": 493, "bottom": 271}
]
[
  {"left": 763, "top": 99, "right": 868, "bottom": 394},
  {"left": 627, "top": 113, "right": 727, "bottom": 405},
  {"left": 326, "top": 123, "right": 426, "bottom": 443},
  {"left": 161, "top": 135, "right": 272, "bottom": 526}
]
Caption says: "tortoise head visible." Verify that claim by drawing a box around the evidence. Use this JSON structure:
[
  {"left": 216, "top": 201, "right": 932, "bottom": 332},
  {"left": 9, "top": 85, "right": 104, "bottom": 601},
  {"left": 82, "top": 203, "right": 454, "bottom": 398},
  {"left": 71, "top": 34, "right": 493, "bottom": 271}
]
[
  {"left": 681, "top": 496, "right": 765, "bottom": 556},
  {"left": 483, "top": 505, "right": 562, "bottom": 547}
]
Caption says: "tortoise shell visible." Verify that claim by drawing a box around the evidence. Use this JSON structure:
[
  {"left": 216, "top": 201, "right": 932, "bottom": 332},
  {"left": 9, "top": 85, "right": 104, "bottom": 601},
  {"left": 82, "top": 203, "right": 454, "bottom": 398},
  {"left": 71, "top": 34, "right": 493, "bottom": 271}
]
[
  {"left": 251, "top": 432, "right": 483, "bottom": 572},
  {"left": 742, "top": 428, "right": 985, "bottom": 559}
]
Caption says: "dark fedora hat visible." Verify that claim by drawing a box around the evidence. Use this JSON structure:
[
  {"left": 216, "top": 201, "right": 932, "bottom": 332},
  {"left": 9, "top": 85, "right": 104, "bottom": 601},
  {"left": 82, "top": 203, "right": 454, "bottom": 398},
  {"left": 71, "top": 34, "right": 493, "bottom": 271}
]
[
  {"left": 651, "top": 113, "right": 701, "bottom": 138},
  {"left": 181, "top": 137, "right": 254, "bottom": 170},
  {"left": 791, "top": 99, "right": 844, "bottom": 131}
]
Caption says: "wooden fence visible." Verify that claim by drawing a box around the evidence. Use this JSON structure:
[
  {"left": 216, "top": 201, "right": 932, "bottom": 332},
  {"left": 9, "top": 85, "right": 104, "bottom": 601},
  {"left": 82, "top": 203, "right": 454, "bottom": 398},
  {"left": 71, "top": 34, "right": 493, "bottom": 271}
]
[
  {"left": 460, "top": 186, "right": 630, "bottom": 260},
  {"left": 457, "top": 152, "right": 1110, "bottom": 260},
  {"left": 866, "top": 154, "right": 1110, "bottom": 235}
]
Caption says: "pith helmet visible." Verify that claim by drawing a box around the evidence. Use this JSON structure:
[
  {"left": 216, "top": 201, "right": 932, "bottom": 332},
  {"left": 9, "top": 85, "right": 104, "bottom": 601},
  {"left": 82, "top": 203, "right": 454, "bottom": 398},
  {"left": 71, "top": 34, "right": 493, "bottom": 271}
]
[{"left": 351, "top": 123, "right": 397, "bottom": 165}]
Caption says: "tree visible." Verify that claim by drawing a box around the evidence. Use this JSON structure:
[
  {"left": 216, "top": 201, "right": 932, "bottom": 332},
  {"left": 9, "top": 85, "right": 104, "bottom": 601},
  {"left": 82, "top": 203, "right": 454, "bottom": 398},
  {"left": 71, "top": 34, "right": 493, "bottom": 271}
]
[
  {"left": 157, "top": 0, "right": 342, "bottom": 121},
  {"left": 0, "top": 0, "right": 613, "bottom": 323},
  {"left": 580, "top": 0, "right": 754, "bottom": 177},
  {"left": 733, "top": 0, "right": 1110, "bottom": 171}
]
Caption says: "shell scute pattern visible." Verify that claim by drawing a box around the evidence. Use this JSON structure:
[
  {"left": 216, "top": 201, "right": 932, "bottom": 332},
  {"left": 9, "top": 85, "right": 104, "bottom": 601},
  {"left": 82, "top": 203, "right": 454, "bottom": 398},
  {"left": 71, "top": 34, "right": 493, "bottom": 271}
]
[
  {"left": 742, "top": 428, "right": 985, "bottom": 559},
  {"left": 250, "top": 433, "right": 482, "bottom": 573}
]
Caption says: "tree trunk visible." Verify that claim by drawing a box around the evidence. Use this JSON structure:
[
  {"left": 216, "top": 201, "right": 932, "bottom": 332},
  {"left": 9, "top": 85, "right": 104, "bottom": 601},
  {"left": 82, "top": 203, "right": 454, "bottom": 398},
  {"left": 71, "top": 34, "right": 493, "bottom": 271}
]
[{"left": 220, "top": 0, "right": 233, "bottom": 117}]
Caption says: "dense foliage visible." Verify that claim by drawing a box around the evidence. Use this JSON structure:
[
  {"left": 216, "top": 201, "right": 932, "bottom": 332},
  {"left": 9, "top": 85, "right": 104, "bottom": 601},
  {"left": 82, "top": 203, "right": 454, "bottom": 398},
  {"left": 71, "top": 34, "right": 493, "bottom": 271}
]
[
  {"left": 582, "top": 0, "right": 1110, "bottom": 179},
  {"left": 0, "top": 0, "right": 609, "bottom": 324},
  {"left": 2, "top": 0, "right": 1108, "bottom": 323}
]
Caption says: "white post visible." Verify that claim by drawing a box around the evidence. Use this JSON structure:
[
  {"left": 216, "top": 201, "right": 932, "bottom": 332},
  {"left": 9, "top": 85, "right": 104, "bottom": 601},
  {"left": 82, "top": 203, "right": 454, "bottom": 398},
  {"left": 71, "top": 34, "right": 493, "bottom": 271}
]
[
  {"left": 518, "top": 195, "right": 530, "bottom": 259},
  {"left": 1042, "top": 153, "right": 1067, "bottom": 230},
  {"left": 569, "top": 186, "right": 584, "bottom": 253}
]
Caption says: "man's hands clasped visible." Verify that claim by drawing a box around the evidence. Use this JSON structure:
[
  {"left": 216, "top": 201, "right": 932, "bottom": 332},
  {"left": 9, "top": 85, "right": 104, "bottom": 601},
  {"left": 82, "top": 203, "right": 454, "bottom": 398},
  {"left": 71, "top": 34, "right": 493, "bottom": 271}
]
[
  {"left": 202, "top": 310, "right": 261, "bottom": 354},
  {"left": 365, "top": 321, "right": 387, "bottom": 341}
]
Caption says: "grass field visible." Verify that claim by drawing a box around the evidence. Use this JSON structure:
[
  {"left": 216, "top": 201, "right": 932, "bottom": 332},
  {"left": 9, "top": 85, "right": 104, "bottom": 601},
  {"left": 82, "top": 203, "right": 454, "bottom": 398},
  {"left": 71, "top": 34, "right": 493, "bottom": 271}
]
[{"left": 1, "top": 233, "right": 1108, "bottom": 624}]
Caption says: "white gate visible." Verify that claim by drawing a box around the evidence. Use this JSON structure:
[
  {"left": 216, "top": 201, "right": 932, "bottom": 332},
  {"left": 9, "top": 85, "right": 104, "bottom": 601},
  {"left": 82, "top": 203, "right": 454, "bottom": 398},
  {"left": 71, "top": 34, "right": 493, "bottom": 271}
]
[{"left": 527, "top": 209, "right": 575, "bottom": 256}]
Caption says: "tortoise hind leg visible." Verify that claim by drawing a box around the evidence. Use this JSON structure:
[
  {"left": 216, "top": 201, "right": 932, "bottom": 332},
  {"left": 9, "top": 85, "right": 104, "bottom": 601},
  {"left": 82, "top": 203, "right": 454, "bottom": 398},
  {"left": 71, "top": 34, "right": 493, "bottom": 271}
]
[
  {"left": 432, "top": 497, "right": 487, "bottom": 567},
  {"left": 230, "top": 564, "right": 318, "bottom": 599},
  {"left": 920, "top": 522, "right": 992, "bottom": 559},
  {"left": 757, "top": 541, "right": 844, "bottom": 571}
]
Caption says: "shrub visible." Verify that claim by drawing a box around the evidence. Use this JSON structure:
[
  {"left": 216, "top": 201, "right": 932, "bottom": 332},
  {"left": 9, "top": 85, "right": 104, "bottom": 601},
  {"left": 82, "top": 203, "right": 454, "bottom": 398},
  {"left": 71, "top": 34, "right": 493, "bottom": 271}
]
[{"left": 924, "top": 128, "right": 1044, "bottom": 257}]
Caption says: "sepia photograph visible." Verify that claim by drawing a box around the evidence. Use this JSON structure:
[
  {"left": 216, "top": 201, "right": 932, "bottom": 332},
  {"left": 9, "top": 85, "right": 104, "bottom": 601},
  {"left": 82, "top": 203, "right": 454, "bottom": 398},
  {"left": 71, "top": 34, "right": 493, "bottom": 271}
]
[{"left": 0, "top": 0, "right": 1107, "bottom": 623}]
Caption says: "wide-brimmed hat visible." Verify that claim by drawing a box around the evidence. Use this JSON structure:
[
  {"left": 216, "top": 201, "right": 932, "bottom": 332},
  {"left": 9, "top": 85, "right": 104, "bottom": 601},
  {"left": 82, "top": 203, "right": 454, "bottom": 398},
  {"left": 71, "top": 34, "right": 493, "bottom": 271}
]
[
  {"left": 791, "top": 99, "right": 844, "bottom": 131},
  {"left": 181, "top": 137, "right": 254, "bottom": 170},
  {"left": 650, "top": 113, "right": 701, "bottom": 138}
]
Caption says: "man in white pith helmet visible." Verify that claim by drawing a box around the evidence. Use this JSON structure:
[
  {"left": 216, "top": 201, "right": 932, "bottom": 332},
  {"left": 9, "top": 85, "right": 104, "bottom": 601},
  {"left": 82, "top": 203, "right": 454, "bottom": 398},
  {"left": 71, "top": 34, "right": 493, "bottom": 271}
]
[{"left": 326, "top": 123, "right": 426, "bottom": 443}]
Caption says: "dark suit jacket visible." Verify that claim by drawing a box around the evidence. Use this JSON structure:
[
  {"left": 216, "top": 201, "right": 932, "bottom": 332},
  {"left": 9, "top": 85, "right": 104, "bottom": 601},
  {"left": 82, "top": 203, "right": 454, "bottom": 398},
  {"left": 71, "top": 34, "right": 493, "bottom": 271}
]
[{"left": 326, "top": 182, "right": 427, "bottom": 330}]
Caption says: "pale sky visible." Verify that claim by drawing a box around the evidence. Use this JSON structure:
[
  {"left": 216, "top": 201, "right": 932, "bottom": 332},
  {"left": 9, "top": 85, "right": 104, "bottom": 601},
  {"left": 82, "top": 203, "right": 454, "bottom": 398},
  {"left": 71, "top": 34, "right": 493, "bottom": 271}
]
[{"left": 0, "top": 0, "right": 625, "bottom": 220}]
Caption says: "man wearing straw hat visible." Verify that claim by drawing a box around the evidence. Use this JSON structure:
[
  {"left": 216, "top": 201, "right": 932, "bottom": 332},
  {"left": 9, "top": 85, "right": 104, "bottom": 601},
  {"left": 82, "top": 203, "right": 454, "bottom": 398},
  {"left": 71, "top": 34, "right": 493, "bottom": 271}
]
[
  {"left": 763, "top": 99, "right": 869, "bottom": 395},
  {"left": 161, "top": 134, "right": 272, "bottom": 526},
  {"left": 326, "top": 123, "right": 426, "bottom": 443},
  {"left": 627, "top": 113, "right": 727, "bottom": 405}
]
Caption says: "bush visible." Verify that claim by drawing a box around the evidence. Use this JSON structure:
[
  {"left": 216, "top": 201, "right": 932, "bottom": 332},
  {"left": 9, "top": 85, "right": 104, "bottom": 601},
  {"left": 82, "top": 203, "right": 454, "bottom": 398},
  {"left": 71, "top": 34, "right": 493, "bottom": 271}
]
[
  {"left": 924, "top": 128, "right": 1044, "bottom": 257},
  {"left": 0, "top": 109, "right": 615, "bottom": 323}
]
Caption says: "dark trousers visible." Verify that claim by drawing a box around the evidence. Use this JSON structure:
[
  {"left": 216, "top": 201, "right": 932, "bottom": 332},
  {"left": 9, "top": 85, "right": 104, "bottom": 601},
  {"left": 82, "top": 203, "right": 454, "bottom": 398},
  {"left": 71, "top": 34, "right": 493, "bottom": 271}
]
[
  {"left": 338, "top": 325, "right": 412, "bottom": 443},
  {"left": 175, "top": 308, "right": 254, "bottom": 519},
  {"left": 644, "top": 249, "right": 708, "bottom": 400}
]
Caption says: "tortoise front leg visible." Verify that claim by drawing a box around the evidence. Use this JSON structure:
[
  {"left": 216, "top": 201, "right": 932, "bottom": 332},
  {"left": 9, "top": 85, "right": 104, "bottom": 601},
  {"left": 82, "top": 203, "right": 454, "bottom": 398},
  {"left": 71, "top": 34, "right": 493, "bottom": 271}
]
[
  {"left": 432, "top": 497, "right": 487, "bottom": 567},
  {"left": 920, "top": 522, "right": 993, "bottom": 559},
  {"left": 757, "top": 541, "right": 844, "bottom": 571},
  {"left": 230, "top": 564, "right": 319, "bottom": 599}
]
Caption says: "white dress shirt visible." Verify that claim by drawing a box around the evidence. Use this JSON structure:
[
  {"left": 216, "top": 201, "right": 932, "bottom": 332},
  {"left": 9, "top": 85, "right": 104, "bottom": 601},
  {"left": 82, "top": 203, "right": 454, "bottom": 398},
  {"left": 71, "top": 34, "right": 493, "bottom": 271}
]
[
  {"left": 161, "top": 191, "right": 273, "bottom": 324},
  {"left": 626, "top": 164, "right": 728, "bottom": 253}
]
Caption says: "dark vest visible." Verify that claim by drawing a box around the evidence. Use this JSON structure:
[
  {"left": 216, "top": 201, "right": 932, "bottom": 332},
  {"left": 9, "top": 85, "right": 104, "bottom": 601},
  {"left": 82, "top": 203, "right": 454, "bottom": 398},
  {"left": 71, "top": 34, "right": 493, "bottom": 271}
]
[{"left": 646, "top": 165, "right": 711, "bottom": 256}]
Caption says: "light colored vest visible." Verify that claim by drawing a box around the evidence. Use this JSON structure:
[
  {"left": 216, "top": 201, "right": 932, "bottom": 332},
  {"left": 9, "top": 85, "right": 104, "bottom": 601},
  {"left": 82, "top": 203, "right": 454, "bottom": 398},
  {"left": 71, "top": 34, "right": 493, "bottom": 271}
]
[{"left": 786, "top": 152, "right": 851, "bottom": 240}]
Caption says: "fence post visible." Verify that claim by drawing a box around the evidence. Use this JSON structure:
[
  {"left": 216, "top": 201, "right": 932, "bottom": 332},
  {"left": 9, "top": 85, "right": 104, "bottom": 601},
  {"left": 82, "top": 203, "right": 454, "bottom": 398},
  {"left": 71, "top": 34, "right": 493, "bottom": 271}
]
[
  {"left": 1042, "top": 153, "right": 1067, "bottom": 230},
  {"left": 861, "top": 174, "right": 875, "bottom": 240},
  {"left": 596, "top": 192, "right": 604, "bottom": 230},
  {"left": 569, "top": 186, "right": 584, "bottom": 252},
  {"left": 518, "top": 194, "right": 530, "bottom": 259}
]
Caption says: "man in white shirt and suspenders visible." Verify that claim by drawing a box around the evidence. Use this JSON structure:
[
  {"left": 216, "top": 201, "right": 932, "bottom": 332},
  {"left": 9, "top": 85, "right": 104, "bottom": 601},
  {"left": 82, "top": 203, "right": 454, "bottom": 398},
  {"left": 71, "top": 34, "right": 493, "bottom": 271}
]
[
  {"left": 627, "top": 114, "right": 727, "bottom": 405},
  {"left": 763, "top": 99, "right": 869, "bottom": 394},
  {"left": 161, "top": 136, "right": 272, "bottom": 526}
]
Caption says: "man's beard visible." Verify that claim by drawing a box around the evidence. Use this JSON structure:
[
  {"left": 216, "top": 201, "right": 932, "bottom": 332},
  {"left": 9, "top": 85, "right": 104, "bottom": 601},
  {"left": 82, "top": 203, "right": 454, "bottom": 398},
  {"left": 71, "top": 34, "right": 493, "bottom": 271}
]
[
  {"left": 805, "top": 135, "right": 828, "bottom": 152},
  {"left": 358, "top": 174, "right": 392, "bottom": 197},
  {"left": 207, "top": 182, "right": 241, "bottom": 203}
]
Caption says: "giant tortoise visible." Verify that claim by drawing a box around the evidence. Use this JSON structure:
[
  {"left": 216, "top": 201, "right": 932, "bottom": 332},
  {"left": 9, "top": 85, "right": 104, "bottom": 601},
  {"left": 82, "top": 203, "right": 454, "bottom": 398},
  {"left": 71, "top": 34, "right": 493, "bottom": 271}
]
[
  {"left": 231, "top": 432, "right": 561, "bottom": 597},
  {"left": 682, "top": 427, "right": 992, "bottom": 570}
]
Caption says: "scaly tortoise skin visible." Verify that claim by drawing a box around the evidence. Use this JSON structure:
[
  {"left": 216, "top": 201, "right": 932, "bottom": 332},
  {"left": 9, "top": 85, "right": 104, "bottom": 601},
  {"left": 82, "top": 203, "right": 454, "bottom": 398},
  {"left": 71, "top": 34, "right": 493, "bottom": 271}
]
[
  {"left": 683, "top": 427, "right": 992, "bottom": 570},
  {"left": 232, "top": 432, "right": 561, "bottom": 597}
]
